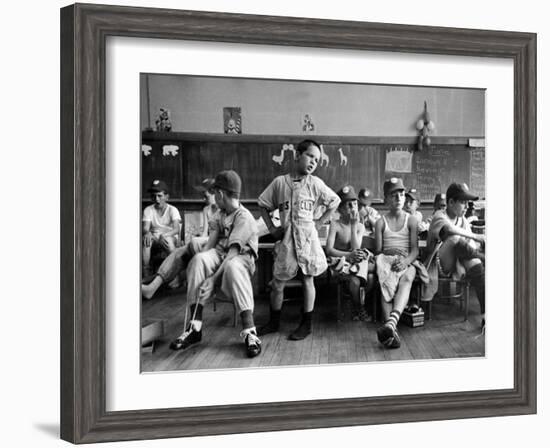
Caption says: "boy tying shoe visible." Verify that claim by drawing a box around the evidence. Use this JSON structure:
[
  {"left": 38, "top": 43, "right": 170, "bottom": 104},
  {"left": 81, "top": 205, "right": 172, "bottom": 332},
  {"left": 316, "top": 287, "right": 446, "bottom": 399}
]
[
  {"left": 169, "top": 170, "right": 262, "bottom": 358},
  {"left": 257, "top": 139, "right": 340, "bottom": 340},
  {"left": 325, "top": 185, "right": 375, "bottom": 321}
]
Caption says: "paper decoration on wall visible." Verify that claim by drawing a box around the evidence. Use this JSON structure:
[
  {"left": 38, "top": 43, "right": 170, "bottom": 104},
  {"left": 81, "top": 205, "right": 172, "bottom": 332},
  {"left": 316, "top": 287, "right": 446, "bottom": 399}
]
[
  {"left": 272, "top": 144, "right": 295, "bottom": 166},
  {"left": 155, "top": 107, "right": 172, "bottom": 132},
  {"left": 302, "top": 114, "right": 315, "bottom": 132},
  {"left": 338, "top": 147, "right": 348, "bottom": 166},
  {"left": 141, "top": 144, "right": 152, "bottom": 157},
  {"left": 385, "top": 147, "right": 413, "bottom": 173},
  {"left": 223, "top": 107, "right": 242, "bottom": 134},
  {"left": 162, "top": 145, "right": 179, "bottom": 157},
  {"left": 319, "top": 145, "right": 330, "bottom": 167}
]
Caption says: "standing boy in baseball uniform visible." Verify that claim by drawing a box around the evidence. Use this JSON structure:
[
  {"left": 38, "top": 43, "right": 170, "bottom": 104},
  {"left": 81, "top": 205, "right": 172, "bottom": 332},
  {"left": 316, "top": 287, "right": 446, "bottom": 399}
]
[
  {"left": 257, "top": 139, "right": 340, "bottom": 340},
  {"left": 169, "top": 170, "right": 262, "bottom": 358},
  {"left": 142, "top": 179, "right": 181, "bottom": 277}
]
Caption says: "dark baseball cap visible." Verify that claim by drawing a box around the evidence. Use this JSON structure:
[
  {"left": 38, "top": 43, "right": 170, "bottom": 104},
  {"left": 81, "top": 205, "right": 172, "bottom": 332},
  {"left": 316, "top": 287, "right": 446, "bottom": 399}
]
[
  {"left": 358, "top": 188, "right": 372, "bottom": 200},
  {"left": 383, "top": 177, "right": 405, "bottom": 196},
  {"left": 194, "top": 178, "right": 215, "bottom": 192},
  {"left": 446, "top": 183, "right": 479, "bottom": 201},
  {"left": 147, "top": 179, "right": 169, "bottom": 193},
  {"left": 406, "top": 188, "right": 420, "bottom": 202},
  {"left": 337, "top": 185, "right": 358, "bottom": 202},
  {"left": 433, "top": 193, "right": 447, "bottom": 207},
  {"left": 213, "top": 170, "right": 242, "bottom": 195}
]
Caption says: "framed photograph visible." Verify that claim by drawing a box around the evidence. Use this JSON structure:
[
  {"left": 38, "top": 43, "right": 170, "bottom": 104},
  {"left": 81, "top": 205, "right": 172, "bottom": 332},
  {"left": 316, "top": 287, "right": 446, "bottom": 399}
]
[{"left": 60, "top": 3, "right": 536, "bottom": 444}]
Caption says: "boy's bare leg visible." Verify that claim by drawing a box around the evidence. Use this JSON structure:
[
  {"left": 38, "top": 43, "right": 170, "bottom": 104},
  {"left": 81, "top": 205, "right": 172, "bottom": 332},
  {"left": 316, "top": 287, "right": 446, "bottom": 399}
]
[{"left": 258, "top": 278, "right": 286, "bottom": 336}]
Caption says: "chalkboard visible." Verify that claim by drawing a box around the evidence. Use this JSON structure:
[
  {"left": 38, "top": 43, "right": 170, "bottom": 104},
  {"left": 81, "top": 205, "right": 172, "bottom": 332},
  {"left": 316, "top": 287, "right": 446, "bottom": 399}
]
[
  {"left": 141, "top": 134, "right": 485, "bottom": 202},
  {"left": 470, "top": 148, "right": 485, "bottom": 199}
]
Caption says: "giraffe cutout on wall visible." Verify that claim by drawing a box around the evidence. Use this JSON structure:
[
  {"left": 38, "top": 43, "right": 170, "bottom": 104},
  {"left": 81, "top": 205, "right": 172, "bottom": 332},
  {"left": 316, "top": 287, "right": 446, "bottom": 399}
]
[{"left": 338, "top": 147, "right": 348, "bottom": 166}]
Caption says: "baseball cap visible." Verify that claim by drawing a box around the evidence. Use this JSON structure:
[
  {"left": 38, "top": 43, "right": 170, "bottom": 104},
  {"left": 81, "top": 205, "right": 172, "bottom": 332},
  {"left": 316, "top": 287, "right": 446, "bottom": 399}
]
[
  {"left": 446, "top": 183, "right": 479, "bottom": 201},
  {"left": 194, "top": 178, "right": 215, "bottom": 192},
  {"left": 405, "top": 188, "right": 420, "bottom": 202},
  {"left": 337, "top": 185, "right": 358, "bottom": 202},
  {"left": 383, "top": 177, "right": 405, "bottom": 196},
  {"left": 358, "top": 188, "right": 372, "bottom": 200},
  {"left": 213, "top": 170, "right": 242, "bottom": 195},
  {"left": 433, "top": 193, "right": 446, "bottom": 207},
  {"left": 147, "top": 179, "right": 169, "bottom": 193}
]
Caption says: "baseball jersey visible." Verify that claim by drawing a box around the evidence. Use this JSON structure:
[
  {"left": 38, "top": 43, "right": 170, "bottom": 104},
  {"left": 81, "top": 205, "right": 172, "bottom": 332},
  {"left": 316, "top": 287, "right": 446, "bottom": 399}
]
[
  {"left": 142, "top": 204, "right": 181, "bottom": 236},
  {"left": 209, "top": 204, "right": 258, "bottom": 258},
  {"left": 258, "top": 174, "right": 340, "bottom": 280},
  {"left": 426, "top": 210, "right": 471, "bottom": 256}
]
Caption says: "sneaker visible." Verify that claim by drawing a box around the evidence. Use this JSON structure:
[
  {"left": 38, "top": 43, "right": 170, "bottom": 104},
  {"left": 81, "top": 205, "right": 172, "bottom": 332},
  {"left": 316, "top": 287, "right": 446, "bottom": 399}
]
[
  {"left": 377, "top": 325, "right": 400, "bottom": 349},
  {"left": 244, "top": 333, "right": 262, "bottom": 358},
  {"left": 169, "top": 327, "right": 202, "bottom": 351}
]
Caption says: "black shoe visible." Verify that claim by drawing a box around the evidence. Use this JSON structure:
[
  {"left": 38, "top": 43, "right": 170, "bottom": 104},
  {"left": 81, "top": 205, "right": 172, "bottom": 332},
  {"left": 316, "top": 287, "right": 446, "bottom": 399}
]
[
  {"left": 377, "top": 325, "right": 400, "bottom": 349},
  {"left": 170, "top": 327, "right": 202, "bottom": 351},
  {"left": 245, "top": 333, "right": 262, "bottom": 358},
  {"left": 289, "top": 311, "right": 313, "bottom": 341},
  {"left": 257, "top": 320, "right": 279, "bottom": 336}
]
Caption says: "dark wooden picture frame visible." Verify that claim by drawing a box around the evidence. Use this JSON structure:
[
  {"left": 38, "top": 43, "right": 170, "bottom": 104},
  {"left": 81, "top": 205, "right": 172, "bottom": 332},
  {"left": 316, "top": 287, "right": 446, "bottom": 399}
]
[{"left": 60, "top": 3, "right": 536, "bottom": 444}]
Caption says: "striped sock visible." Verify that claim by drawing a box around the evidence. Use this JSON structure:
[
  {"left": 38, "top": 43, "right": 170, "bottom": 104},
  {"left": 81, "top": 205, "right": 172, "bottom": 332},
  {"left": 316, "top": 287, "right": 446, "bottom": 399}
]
[{"left": 386, "top": 310, "right": 401, "bottom": 331}]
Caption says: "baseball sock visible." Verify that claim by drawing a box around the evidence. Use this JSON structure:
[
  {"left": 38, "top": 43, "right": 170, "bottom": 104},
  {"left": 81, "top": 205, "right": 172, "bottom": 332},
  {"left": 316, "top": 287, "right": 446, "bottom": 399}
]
[
  {"left": 240, "top": 310, "right": 254, "bottom": 330},
  {"left": 289, "top": 311, "right": 312, "bottom": 341},
  {"left": 385, "top": 309, "right": 401, "bottom": 331},
  {"left": 258, "top": 308, "right": 281, "bottom": 336},
  {"left": 190, "top": 303, "right": 203, "bottom": 323}
]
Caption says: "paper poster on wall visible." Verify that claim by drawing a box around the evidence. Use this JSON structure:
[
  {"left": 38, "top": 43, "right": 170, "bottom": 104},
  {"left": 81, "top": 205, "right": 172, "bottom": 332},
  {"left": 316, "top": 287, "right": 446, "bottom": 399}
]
[
  {"left": 385, "top": 147, "right": 413, "bottom": 173},
  {"left": 223, "top": 107, "right": 242, "bottom": 134}
]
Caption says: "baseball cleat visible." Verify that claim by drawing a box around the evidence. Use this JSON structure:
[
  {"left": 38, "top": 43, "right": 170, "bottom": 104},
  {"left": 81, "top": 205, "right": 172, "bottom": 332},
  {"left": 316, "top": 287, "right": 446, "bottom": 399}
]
[
  {"left": 170, "top": 327, "right": 202, "bottom": 351},
  {"left": 245, "top": 333, "right": 262, "bottom": 358}
]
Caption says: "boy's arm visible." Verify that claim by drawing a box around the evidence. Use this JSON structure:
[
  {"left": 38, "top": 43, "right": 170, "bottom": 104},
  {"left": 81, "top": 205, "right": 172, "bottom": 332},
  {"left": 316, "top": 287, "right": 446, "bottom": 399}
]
[
  {"left": 198, "top": 245, "right": 240, "bottom": 300},
  {"left": 325, "top": 222, "right": 349, "bottom": 258},
  {"left": 350, "top": 210, "right": 364, "bottom": 250},
  {"left": 440, "top": 221, "right": 485, "bottom": 244},
  {"left": 142, "top": 220, "right": 153, "bottom": 247},
  {"left": 405, "top": 215, "right": 419, "bottom": 265},
  {"left": 374, "top": 217, "right": 384, "bottom": 255},
  {"left": 315, "top": 200, "right": 339, "bottom": 230},
  {"left": 201, "top": 208, "right": 209, "bottom": 238},
  {"left": 260, "top": 207, "right": 284, "bottom": 240},
  {"left": 202, "top": 227, "right": 220, "bottom": 252}
]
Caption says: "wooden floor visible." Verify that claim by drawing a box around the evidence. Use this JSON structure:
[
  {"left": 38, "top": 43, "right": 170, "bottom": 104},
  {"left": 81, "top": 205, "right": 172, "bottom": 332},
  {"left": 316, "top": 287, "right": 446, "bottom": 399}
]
[{"left": 141, "top": 284, "right": 485, "bottom": 372}]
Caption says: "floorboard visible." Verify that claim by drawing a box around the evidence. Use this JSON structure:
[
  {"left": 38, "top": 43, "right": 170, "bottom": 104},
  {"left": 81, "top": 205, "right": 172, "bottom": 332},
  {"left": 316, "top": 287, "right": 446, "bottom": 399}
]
[{"left": 141, "top": 286, "right": 485, "bottom": 372}]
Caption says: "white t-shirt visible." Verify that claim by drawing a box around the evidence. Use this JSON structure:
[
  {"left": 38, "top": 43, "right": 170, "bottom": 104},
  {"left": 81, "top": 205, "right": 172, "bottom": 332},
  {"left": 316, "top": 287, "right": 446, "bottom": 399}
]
[{"left": 142, "top": 204, "right": 181, "bottom": 236}]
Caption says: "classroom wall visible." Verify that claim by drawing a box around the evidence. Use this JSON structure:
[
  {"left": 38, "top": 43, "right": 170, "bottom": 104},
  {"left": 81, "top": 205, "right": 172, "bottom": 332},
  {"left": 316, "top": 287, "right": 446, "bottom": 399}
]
[{"left": 141, "top": 75, "right": 485, "bottom": 136}]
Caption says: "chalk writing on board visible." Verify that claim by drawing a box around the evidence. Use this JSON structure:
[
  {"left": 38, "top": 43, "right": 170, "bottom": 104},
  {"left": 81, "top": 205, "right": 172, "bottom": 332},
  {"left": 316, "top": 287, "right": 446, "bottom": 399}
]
[
  {"left": 470, "top": 148, "right": 485, "bottom": 198},
  {"left": 385, "top": 147, "right": 413, "bottom": 173}
]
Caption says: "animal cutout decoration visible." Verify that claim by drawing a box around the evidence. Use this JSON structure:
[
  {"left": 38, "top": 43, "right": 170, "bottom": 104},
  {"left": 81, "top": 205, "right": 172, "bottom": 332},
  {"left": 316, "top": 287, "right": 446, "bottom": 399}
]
[
  {"left": 141, "top": 144, "right": 152, "bottom": 157},
  {"left": 319, "top": 145, "right": 330, "bottom": 167},
  {"left": 272, "top": 144, "right": 295, "bottom": 166},
  {"left": 338, "top": 147, "right": 348, "bottom": 166},
  {"left": 162, "top": 145, "right": 179, "bottom": 157}
]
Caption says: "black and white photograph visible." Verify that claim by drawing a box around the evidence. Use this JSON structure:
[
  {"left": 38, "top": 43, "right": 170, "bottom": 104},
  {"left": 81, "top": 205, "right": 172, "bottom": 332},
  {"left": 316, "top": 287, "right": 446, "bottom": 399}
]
[{"left": 140, "top": 74, "right": 486, "bottom": 372}]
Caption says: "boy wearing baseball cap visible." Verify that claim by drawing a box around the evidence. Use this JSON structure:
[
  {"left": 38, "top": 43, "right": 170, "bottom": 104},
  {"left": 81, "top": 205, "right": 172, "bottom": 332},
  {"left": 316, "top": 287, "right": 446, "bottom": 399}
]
[
  {"left": 142, "top": 179, "right": 182, "bottom": 277},
  {"left": 141, "top": 177, "right": 218, "bottom": 300},
  {"left": 423, "top": 183, "right": 486, "bottom": 331},
  {"left": 325, "top": 185, "right": 375, "bottom": 321},
  {"left": 357, "top": 187, "right": 381, "bottom": 234},
  {"left": 374, "top": 177, "right": 428, "bottom": 349},
  {"left": 170, "top": 170, "right": 263, "bottom": 358}
]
